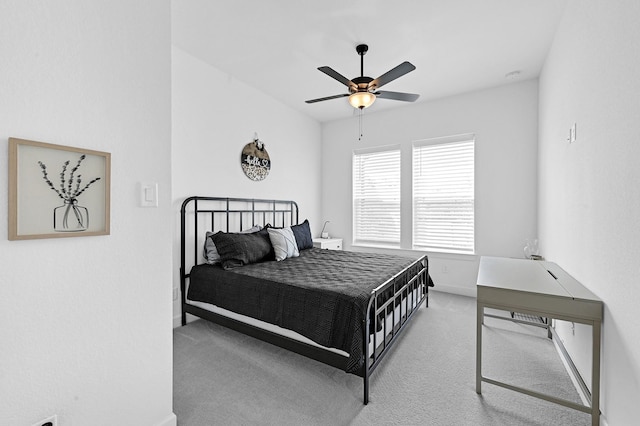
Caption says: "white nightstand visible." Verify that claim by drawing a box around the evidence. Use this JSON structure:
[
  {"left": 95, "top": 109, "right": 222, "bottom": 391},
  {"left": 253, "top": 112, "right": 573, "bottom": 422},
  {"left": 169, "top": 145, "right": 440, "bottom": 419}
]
[{"left": 312, "top": 237, "right": 343, "bottom": 251}]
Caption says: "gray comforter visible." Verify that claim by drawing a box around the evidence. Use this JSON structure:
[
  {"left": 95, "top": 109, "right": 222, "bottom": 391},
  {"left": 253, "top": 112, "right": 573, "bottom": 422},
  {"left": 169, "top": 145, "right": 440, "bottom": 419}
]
[{"left": 187, "top": 247, "right": 431, "bottom": 375}]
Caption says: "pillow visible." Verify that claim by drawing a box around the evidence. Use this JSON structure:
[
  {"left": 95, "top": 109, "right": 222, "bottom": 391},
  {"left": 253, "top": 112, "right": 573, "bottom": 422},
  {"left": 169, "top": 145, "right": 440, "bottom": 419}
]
[
  {"left": 203, "top": 225, "right": 262, "bottom": 264},
  {"left": 267, "top": 227, "right": 300, "bottom": 261},
  {"left": 242, "top": 225, "right": 263, "bottom": 233},
  {"left": 212, "top": 228, "right": 273, "bottom": 269},
  {"left": 203, "top": 231, "right": 221, "bottom": 264},
  {"left": 290, "top": 219, "right": 313, "bottom": 250}
]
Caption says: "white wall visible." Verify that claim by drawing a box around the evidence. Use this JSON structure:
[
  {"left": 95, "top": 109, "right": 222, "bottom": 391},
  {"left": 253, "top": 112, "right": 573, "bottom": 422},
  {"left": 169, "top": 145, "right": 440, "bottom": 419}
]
[
  {"left": 321, "top": 80, "right": 539, "bottom": 296},
  {"left": 0, "top": 1, "right": 175, "bottom": 426},
  {"left": 538, "top": 1, "right": 640, "bottom": 424},
  {"left": 171, "top": 46, "right": 322, "bottom": 324}
]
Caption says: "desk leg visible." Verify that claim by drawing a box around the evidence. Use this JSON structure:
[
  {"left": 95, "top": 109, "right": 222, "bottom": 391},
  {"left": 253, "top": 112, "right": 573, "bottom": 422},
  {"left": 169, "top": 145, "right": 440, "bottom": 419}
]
[
  {"left": 476, "top": 303, "right": 483, "bottom": 394},
  {"left": 591, "top": 320, "right": 601, "bottom": 426}
]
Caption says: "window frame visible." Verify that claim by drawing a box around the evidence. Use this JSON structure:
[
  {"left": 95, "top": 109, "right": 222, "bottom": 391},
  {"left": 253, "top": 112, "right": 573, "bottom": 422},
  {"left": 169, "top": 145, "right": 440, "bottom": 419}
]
[
  {"left": 412, "top": 134, "right": 475, "bottom": 254},
  {"left": 352, "top": 145, "right": 402, "bottom": 248}
]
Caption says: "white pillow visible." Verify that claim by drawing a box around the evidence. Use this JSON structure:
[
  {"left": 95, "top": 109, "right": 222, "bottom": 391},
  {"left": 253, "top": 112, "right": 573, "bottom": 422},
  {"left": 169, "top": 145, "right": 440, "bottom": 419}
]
[{"left": 267, "top": 227, "right": 300, "bottom": 261}]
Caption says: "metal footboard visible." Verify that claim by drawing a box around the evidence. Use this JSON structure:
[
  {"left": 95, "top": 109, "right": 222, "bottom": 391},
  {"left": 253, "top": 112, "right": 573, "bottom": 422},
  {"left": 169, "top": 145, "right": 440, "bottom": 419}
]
[{"left": 363, "top": 255, "right": 429, "bottom": 404}]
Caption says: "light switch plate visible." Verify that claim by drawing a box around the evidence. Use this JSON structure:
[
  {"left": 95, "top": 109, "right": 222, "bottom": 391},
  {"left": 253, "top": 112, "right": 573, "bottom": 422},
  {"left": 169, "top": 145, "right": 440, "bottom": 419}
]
[
  {"left": 140, "top": 182, "right": 158, "bottom": 207},
  {"left": 569, "top": 123, "right": 577, "bottom": 143}
]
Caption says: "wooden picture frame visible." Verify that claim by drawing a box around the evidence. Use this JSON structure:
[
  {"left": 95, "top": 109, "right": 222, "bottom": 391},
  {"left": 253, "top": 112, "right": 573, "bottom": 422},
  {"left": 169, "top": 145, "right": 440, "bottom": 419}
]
[{"left": 8, "top": 137, "right": 111, "bottom": 240}]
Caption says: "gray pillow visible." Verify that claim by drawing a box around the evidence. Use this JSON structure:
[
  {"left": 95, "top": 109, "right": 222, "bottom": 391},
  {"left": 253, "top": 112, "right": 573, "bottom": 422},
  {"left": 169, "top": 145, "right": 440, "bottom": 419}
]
[{"left": 203, "top": 231, "right": 221, "bottom": 264}]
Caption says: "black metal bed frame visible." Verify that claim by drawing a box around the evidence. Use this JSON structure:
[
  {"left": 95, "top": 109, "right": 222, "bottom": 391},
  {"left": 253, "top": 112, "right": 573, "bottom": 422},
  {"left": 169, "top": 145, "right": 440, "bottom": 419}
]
[{"left": 180, "top": 196, "right": 429, "bottom": 404}]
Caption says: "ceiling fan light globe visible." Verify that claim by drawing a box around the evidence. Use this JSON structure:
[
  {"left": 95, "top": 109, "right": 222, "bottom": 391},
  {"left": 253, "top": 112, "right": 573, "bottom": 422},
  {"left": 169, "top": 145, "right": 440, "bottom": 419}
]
[{"left": 349, "top": 92, "right": 376, "bottom": 109}]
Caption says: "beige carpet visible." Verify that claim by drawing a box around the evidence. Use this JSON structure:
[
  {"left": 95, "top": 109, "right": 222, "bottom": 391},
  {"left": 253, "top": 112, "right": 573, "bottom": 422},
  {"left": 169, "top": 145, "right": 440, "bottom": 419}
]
[{"left": 173, "top": 291, "right": 591, "bottom": 425}]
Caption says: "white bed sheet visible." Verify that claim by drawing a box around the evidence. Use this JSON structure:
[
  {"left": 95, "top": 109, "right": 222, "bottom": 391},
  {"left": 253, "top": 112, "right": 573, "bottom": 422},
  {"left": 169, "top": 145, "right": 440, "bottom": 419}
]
[{"left": 186, "top": 287, "right": 422, "bottom": 361}]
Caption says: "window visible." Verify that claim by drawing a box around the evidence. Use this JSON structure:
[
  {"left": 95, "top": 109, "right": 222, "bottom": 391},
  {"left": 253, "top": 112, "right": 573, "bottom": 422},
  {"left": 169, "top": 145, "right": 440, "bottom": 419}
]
[
  {"left": 413, "top": 136, "right": 474, "bottom": 253},
  {"left": 353, "top": 148, "right": 400, "bottom": 246}
]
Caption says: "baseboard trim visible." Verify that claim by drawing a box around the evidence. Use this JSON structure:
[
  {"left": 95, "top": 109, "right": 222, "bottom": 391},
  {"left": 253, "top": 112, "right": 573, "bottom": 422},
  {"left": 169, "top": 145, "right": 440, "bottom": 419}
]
[
  {"left": 173, "top": 315, "right": 182, "bottom": 329},
  {"left": 431, "top": 283, "right": 476, "bottom": 298},
  {"left": 156, "top": 413, "right": 177, "bottom": 426},
  {"left": 550, "top": 326, "right": 592, "bottom": 407},
  {"left": 551, "top": 328, "right": 607, "bottom": 423},
  {"left": 174, "top": 312, "right": 200, "bottom": 328}
]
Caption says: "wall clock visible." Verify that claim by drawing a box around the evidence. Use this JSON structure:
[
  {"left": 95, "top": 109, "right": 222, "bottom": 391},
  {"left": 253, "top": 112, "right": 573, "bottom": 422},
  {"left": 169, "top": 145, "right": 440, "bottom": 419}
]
[{"left": 240, "top": 136, "right": 270, "bottom": 181}]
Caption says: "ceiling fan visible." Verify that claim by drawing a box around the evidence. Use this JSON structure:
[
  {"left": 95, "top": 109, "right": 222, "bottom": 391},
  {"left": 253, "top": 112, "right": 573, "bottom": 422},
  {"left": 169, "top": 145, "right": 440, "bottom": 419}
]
[{"left": 305, "top": 44, "right": 419, "bottom": 110}]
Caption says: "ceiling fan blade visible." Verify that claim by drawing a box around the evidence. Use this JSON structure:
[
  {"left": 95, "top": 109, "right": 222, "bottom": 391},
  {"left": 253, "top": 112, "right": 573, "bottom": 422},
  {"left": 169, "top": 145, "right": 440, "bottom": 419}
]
[
  {"left": 305, "top": 93, "right": 350, "bottom": 104},
  {"left": 318, "top": 66, "right": 356, "bottom": 89},
  {"left": 375, "top": 91, "right": 420, "bottom": 102},
  {"left": 370, "top": 61, "right": 416, "bottom": 90}
]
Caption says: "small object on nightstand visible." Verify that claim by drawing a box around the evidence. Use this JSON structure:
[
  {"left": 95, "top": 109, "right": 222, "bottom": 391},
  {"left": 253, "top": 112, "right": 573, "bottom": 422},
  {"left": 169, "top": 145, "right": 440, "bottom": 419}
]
[
  {"left": 313, "top": 237, "right": 342, "bottom": 250},
  {"left": 320, "top": 220, "right": 330, "bottom": 239}
]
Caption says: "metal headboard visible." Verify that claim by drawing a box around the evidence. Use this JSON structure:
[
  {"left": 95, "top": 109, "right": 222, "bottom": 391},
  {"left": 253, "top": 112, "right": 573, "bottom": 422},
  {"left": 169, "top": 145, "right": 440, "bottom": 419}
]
[{"left": 179, "top": 196, "right": 299, "bottom": 316}]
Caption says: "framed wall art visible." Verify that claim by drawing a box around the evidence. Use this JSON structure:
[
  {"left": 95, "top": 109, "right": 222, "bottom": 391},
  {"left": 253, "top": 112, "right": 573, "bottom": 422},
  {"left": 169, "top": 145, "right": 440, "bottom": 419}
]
[{"left": 8, "top": 137, "right": 111, "bottom": 240}]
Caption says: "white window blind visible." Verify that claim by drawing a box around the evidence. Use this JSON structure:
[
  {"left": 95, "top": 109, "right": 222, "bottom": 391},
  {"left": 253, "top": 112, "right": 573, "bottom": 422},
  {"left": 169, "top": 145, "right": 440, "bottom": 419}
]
[
  {"left": 413, "top": 138, "right": 474, "bottom": 253},
  {"left": 353, "top": 148, "right": 401, "bottom": 246}
]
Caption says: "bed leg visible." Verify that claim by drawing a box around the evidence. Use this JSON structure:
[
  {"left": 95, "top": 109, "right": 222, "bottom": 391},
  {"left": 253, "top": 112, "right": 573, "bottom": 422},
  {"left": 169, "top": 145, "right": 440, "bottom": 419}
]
[
  {"left": 363, "top": 377, "right": 369, "bottom": 405},
  {"left": 363, "top": 301, "right": 373, "bottom": 405},
  {"left": 363, "top": 374, "right": 369, "bottom": 405},
  {"left": 363, "top": 331, "right": 370, "bottom": 405},
  {"left": 425, "top": 284, "right": 429, "bottom": 308}
]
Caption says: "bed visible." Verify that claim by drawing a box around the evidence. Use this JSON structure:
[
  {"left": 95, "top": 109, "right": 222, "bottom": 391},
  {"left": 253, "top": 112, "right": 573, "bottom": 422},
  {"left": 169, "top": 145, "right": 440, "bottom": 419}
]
[{"left": 180, "top": 196, "right": 433, "bottom": 404}]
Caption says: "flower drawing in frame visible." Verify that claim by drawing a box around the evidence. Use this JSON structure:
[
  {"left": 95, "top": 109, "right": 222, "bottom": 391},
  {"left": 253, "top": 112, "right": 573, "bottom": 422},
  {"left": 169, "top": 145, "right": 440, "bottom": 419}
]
[{"left": 37, "top": 154, "right": 101, "bottom": 232}]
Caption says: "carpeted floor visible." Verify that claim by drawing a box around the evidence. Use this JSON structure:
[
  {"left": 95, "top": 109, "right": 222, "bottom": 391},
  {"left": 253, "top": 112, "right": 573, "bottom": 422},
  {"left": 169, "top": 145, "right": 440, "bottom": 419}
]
[{"left": 173, "top": 291, "right": 591, "bottom": 425}]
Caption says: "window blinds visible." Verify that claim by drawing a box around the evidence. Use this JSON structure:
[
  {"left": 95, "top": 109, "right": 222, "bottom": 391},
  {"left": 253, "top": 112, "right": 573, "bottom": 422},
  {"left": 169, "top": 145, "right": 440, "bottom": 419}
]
[
  {"left": 413, "top": 139, "right": 474, "bottom": 253},
  {"left": 353, "top": 149, "right": 401, "bottom": 245}
]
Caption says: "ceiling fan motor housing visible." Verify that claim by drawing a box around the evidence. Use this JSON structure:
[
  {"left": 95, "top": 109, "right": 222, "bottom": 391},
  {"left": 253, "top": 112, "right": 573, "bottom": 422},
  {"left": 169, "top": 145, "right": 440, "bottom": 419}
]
[{"left": 351, "top": 76, "right": 375, "bottom": 94}]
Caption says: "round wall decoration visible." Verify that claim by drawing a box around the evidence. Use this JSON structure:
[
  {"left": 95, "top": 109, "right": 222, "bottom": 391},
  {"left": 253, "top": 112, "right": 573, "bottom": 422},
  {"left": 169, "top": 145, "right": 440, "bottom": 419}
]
[{"left": 240, "top": 137, "right": 271, "bottom": 181}]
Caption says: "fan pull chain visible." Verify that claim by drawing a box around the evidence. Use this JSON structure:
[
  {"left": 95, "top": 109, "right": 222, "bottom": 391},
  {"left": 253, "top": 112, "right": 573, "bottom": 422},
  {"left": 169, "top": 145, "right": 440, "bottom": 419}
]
[{"left": 358, "top": 108, "right": 364, "bottom": 141}]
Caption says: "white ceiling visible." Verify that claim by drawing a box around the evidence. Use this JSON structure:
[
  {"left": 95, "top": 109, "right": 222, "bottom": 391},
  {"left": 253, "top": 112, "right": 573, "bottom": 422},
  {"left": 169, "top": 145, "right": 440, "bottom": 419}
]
[{"left": 172, "top": 0, "right": 567, "bottom": 123}]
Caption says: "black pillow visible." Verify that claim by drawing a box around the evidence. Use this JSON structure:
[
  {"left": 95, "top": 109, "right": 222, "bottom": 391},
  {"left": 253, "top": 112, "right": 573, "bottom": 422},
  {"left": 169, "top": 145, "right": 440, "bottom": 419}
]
[
  {"left": 291, "top": 219, "right": 313, "bottom": 250},
  {"left": 211, "top": 228, "right": 274, "bottom": 269}
]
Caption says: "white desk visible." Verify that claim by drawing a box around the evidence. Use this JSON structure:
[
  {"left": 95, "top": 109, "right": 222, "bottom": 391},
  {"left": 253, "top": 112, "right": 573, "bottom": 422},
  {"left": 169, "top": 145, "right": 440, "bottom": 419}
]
[{"left": 476, "top": 256, "right": 603, "bottom": 426}]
